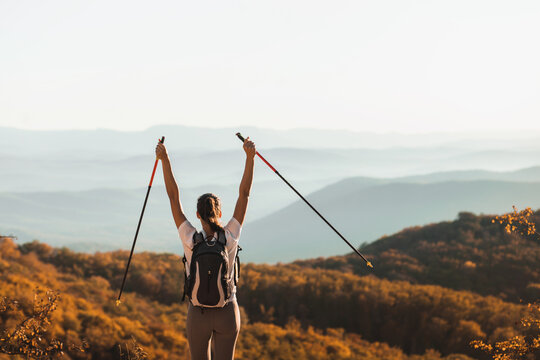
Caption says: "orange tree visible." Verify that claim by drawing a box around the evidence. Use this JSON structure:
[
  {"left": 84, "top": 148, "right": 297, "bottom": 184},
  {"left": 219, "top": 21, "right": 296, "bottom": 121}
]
[
  {"left": 0, "top": 289, "right": 65, "bottom": 358},
  {"left": 471, "top": 206, "right": 540, "bottom": 360}
]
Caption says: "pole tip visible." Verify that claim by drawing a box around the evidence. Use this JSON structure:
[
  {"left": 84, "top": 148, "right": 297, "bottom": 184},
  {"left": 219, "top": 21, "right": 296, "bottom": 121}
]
[
  {"left": 235, "top": 133, "right": 245, "bottom": 142},
  {"left": 116, "top": 299, "right": 122, "bottom": 307},
  {"left": 366, "top": 261, "right": 374, "bottom": 269}
]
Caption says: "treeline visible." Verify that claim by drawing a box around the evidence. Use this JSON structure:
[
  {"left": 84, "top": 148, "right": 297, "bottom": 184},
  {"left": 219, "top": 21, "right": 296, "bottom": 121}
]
[
  {"left": 295, "top": 211, "right": 540, "bottom": 303},
  {"left": 9, "top": 237, "right": 526, "bottom": 358},
  {"left": 19, "top": 241, "right": 186, "bottom": 305},
  {"left": 1, "top": 237, "right": 476, "bottom": 359},
  {"left": 238, "top": 263, "right": 522, "bottom": 357}
]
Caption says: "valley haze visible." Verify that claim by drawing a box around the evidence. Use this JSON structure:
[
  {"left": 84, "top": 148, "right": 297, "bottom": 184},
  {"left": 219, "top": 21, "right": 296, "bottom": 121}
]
[{"left": 2, "top": 125, "right": 540, "bottom": 263}]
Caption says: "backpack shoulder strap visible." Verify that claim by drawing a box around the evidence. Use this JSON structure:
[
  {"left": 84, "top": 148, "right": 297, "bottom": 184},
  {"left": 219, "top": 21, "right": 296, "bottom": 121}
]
[
  {"left": 217, "top": 229, "right": 227, "bottom": 246},
  {"left": 181, "top": 255, "right": 188, "bottom": 302},
  {"left": 192, "top": 231, "right": 204, "bottom": 247},
  {"left": 234, "top": 245, "right": 242, "bottom": 286}
]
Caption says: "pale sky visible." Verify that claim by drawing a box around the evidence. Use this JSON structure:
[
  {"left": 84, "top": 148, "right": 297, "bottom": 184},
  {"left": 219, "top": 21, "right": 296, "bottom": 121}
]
[{"left": 1, "top": 0, "right": 539, "bottom": 133}]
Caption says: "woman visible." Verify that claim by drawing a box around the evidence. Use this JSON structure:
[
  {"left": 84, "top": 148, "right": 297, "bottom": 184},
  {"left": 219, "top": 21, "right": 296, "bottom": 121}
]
[{"left": 155, "top": 137, "right": 255, "bottom": 360}]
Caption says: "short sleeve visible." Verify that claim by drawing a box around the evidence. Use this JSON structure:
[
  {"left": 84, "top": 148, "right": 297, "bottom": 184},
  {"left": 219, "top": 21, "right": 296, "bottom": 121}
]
[
  {"left": 178, "top": 219, "right": 196, "bottom": 249},
  {"left": 225, "top": 217, "right": 242, "bottom": 240}
]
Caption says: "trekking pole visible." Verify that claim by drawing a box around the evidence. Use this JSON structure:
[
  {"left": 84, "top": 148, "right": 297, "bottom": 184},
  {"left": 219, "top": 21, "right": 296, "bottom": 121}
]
[
  {"left": 236, "top": 133, "right": 373, "bottom": 268},
  {"left": 117, "top": 136, "right": 165, "bottom": 305}
]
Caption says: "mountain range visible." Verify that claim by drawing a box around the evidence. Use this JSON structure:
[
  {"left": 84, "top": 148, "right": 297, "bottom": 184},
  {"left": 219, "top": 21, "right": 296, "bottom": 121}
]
[
  {"left": 241, "top": 179, "right": 540, "bottom": 262},
  {"left": 2, "top": 125, "right": 540, "bottom": 262},
  {"left": 3, "top": 174, "right": 540, "bottom": 260}
]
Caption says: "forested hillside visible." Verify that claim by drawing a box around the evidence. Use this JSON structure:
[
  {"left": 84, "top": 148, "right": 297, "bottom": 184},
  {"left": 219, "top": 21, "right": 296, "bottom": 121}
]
[
  {"left": 295, "top": 211, "right": 540, "bottom": 303},
  {"left": 2, "top": 211, "right": 538, "bottom": 359},
  {"left": 1, "top": 233, "right": 530, "bottom": 359}
]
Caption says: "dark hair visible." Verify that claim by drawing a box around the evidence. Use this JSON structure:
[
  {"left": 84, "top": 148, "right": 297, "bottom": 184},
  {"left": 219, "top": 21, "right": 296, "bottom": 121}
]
[{"left": 197, "top": 193, "right": 224, "bottom": 234}]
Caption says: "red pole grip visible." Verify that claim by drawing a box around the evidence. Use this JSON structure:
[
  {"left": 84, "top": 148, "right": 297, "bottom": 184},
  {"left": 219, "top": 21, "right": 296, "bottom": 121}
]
[
  {"left": 148, "top": 160, "right": 159, "bottom": 187},
  {"left": 256, "top": 152, "right": 276, "bottom": 172},
  {"left": 149, "top": 136, "right": 165, "bottom": 187}
]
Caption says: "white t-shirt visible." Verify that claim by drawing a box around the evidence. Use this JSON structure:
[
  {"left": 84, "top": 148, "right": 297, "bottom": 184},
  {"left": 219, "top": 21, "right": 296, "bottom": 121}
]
[{"left": 178, "top": 217, "right": 242, "bottom": 301}]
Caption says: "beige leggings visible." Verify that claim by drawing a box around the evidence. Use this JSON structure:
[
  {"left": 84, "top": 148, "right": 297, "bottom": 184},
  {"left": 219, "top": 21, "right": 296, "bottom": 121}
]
[{"left": 186, "top": 300, "right": 241, "bottom": 360}]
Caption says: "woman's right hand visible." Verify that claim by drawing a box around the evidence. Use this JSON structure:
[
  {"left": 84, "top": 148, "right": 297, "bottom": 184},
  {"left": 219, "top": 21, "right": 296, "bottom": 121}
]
[
  {"left": 156, "top": 142, "right": 169, "bottom": 161},
  {"left": 243, "top": 137, "right": 256, "bottom": 159}
]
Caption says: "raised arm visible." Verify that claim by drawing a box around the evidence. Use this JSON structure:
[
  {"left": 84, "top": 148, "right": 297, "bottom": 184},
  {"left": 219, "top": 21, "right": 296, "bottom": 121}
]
[
  {"left": 233, "top": 137, "right": 256, "bottom": 225},
  {"left": 156, "top": 143, "right": 187, "bottom": 229}
]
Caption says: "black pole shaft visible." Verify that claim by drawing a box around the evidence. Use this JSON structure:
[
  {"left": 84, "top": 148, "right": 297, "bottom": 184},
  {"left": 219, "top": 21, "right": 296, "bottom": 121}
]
[
  {"left": 273, "top": 170, "right": 370, "bottom": 263},
  {"left": 236, "top": 132, "right": 372, "bottom": 267},
  {"left": 117, "top": 185, "right": 153, "bottom": 302},
  {"left": 117, "top": 136, "right": 165, "bottom": 304}
]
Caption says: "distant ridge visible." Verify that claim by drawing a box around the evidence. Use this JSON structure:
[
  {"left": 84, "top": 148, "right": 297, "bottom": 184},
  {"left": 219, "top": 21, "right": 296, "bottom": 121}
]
[
  {"left": 240, "top": 179, "right": 540, "bottom": 263},
  {"left": 3, "top": 124, "right": 540, "bottom": 157},
  {"left": 5, "top": 171, "right": 540, "bottom": 260},
  {"left": 3, "top": 143, "right": 540, "bottom": 192}
]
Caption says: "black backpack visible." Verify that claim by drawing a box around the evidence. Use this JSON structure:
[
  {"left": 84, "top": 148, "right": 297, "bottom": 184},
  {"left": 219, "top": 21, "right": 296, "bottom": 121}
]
[{"left": 182, "top": 230, "right": 241, "bottom": 307}]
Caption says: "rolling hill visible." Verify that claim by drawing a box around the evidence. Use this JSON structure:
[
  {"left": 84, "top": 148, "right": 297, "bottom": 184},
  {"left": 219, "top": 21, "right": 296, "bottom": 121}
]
[
  {"left": 2, "top": 203, "right": 539, "bottom": 358},
  {"left": 0, "top": 179, "right": 335, "bottom": 253},
  {"left": 2, "top": 235, "right": 520, "bottom": 359},
  {"left": 240, "top": 179, "right": 540, "bottom": 263},
  {"left": 294, "top": 211, "right": 540, "bottom": 303},
  {"left": 4, "top": 169, "right": 540, "bottom": 261}
]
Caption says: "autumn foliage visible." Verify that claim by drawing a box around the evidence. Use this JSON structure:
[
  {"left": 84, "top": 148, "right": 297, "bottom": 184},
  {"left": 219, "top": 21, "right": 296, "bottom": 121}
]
[
  {"left": 493, "top": 206, "right": 538, "bottom": 238},
  {"left": 469, "top": 207, "right": 540, "bottom": 360},
  {"left": 0, "top": 289, "right": 64, "bottom": 358},
  {"left": 0, "top": 236, "right": 480, "bottom": 359},
  {"left": 0, "top": 209, "right": 538, "bottom": 359},
  {"left": 471, "top": 302, "right": 540, "bottom": 360},
  {"left": 296, "top": 211, "right": 540, "bottom": 303}
]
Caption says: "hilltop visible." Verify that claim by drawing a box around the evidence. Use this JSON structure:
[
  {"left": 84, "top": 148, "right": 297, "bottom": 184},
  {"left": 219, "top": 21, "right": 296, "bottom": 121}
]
[{"left": 295, "top": 211, "right": 540, "bottom": 302}]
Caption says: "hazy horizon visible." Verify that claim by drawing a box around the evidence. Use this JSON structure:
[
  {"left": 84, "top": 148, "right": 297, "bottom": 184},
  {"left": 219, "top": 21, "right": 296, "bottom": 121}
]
[
  {"left": 4, "top": 122, "right": 540, "bottom": 137},
  {"left": 3, "top": 124, "right": 540, "bottom": 259}
]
